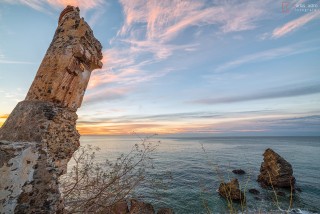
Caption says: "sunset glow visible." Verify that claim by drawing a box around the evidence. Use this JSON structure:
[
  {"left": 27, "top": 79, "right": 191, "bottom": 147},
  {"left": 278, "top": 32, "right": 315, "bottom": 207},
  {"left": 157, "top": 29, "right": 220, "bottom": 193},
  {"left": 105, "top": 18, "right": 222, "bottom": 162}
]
[{"left": 1, "top": 0, "right": 319, "bottom": 136}]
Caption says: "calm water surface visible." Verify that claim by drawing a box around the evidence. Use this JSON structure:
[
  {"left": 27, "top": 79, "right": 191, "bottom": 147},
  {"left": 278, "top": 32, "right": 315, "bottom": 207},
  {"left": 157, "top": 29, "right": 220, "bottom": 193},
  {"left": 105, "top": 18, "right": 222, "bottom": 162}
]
[{"left": 77, "top": 136, "right": 320, "bottom": 213}]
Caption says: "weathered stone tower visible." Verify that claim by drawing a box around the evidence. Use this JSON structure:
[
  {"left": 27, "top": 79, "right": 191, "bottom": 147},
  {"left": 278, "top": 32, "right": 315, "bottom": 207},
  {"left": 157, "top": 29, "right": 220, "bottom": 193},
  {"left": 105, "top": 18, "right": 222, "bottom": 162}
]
[{"left": 0, "top": 6, "right": 102, "bottom": 213}]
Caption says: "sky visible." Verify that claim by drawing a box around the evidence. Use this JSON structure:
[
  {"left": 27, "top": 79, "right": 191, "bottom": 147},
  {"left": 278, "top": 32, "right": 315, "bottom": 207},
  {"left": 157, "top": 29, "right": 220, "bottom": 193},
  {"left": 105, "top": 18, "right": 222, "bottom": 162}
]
[{"left": 0, "top": 0, "right": 319, "bottom": 136}]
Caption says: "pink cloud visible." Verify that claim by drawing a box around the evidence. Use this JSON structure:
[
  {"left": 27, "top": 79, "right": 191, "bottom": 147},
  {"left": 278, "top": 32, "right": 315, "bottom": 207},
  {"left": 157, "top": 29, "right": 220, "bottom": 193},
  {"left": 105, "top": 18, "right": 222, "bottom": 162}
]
[
  {"left": 88, "top": 0, "right": 271, "bottom": 92},
  {"left": 83, "top": 87, "right": 130, "bottom": 104},
  {"left": 119, "top": 0, "right": 270, "bottom": 41},
  {"left": 272, "top": 10, "right": 320, "bottom": 38},
  {"left": 4, "top": 0, "right": 104, "bottom": 12}
]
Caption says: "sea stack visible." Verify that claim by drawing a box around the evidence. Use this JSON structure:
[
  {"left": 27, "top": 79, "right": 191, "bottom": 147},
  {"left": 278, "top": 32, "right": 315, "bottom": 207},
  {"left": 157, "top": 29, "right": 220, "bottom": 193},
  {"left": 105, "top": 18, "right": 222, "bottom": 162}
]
[
  {"left": 0, "top": 6, "right": 102, "bottom": 213},
  {"left": 218, "top": 178, "right": 245, "bottom": 202},
  {"left": 257, "top": 148, "right": 295, "bottom": 188}
]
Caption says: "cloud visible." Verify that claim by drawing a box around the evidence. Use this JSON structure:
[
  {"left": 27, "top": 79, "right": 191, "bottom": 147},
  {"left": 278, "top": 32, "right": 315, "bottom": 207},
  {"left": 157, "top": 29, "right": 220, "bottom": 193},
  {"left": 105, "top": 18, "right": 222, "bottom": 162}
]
[
  {"left": 83, "top": 87, "right": 129, "bottom": 104},
  {"left": 0, "top": 60, "right": 34, "bottom": 64},
  {"left": 244, "top": 114, "right": 320, "bottom": 134},
  {"left": 0, "top": 114, "right": 9, "bottom": 119},
  {"left": 3, "top": 0, "right": 105, "bottom": 12},
  {"left": 77, "top": 123, "right": 166, "bottom": 135},
  {"left": 77, "top": 110, "right": 278, "bottom": 126},
  {"left": 193, "top": 83, "right": 320, "bottom": 104},
  {"left": 0, "top": 49, "right": 33, "bottom": 64},
  {"left": 215, "top": 42, "right": 320, "bottom": 72},
  {"left": 76, "top": 110, "right": 320, "bottom": 135},
  {"left": 272, "top": 10, "right": 320, "bottom": 38},
  {"left": 89, "top": 0, "right": 272, "bottom": 91},
  {"left": 119, "top": 0, "right": 270, "bottom": 41}
]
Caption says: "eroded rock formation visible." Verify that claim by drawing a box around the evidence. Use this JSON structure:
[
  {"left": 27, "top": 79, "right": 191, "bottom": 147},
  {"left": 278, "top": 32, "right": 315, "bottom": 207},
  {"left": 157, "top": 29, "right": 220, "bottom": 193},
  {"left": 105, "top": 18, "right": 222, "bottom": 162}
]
[
  {"left": 130, "top": 199, "right": 155, "bottom": 214},
  {"left": 257, "top": 148, "right": 295, "bottom": 188},
  {"left": 104, "top": 199, "right": 174, "bottom": 214},
  {"left": 218, "top": 178, "right": 245, "bottom": 202},
  {"left": 0, "top": 6, "right": 102, "bottom": 213}
]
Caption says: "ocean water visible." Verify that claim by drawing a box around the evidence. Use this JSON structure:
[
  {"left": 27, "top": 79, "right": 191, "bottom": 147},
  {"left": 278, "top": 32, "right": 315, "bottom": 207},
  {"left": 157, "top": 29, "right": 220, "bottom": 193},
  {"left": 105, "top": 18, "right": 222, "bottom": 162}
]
[{"left": 77, "top": 135, "right": 320, "bottom": 213}]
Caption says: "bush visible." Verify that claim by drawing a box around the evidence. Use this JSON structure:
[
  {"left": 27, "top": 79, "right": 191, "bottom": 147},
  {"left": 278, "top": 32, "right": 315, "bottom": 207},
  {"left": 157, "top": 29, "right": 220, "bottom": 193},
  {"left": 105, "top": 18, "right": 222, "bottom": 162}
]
[{"left": 59, "top": 135, "right": 159, "bottom": 213}]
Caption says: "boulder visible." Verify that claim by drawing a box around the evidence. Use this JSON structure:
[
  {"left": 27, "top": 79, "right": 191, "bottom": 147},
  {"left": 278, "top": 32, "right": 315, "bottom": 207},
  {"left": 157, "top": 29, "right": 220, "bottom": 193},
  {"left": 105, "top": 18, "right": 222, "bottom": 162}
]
[
  {"left": 106, "top": 200, "right": 129, "bottom": 214},
  {"left": 157, "top": 207, "right": 175, "bottom": 214},
  {"left": 130, "top": 199, "right": 155, "bottom": 214},
  {"left": 218, "top": 178, "right": 245, "bottom": 202},
  {"left": 248, "top": 188, "right": 260, "bottom": 195},
  {"left": 232, "top": 169, "right": 245, "bottom": 175},
  {"left": 257, "top": 148, "right": 295, "bottom": 188}
]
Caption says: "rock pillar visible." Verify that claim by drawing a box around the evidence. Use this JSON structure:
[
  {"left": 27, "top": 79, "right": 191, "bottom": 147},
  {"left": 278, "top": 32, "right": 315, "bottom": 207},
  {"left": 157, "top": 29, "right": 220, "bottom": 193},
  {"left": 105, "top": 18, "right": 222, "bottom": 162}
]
[
  {"left": 257, "top": 148, "right": 295, "bottom": 188},
  {"left": 0, "top": 6, "right": 102, "bottom": 213}
]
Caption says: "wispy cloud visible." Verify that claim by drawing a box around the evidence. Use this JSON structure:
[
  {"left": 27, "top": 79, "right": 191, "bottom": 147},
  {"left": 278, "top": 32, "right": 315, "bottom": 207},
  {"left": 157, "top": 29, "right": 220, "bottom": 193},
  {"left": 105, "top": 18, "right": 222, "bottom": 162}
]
[
  {"left": 3, "top": 0, "right": 105, "bottom": 12},
  {"left": 77, "top": 111, "right": 274, "bottom": 134},
  {"left": 215, "top": 42, "right": 320, "bottom": 72},
  {"left": 0, "top": 60, "right": 34, "bottom": 64},
  {"left": 89, "top": 0, "right": 272, "bottom": 92},
  {"left": 77, "top": 110, "right": 276, "bottom": 125},
  {"left": 76, "top": 110, "right": 320, "bottom": 135},
  {"left": 0, "top": 49, "right": 33, "bottom": 65},
  {"left": 272, "top": 10, "right": 320, "bottom": 38},
  {"left": 83, "top": 87, "right": 129, "bottom": 104},
  {"left": 119, "top": 0, "right": 270, "bottom": 41},
  {"left": 193, "top": 83, "right": 320, "bottom": 105}
]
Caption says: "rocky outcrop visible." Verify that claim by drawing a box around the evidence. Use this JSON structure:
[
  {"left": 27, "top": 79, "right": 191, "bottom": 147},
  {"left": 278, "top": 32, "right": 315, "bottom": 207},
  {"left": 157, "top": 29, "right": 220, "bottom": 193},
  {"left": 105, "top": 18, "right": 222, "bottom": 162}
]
[
  {"left": 0, "top": 5, "right": 102, "bottom": 213},
  {"left": 104, "top": 199, "right": 172, "bottom": 214},
  {"left": 248, "top": 188, "right": 260, "bottom": 195},
  {"left": 157, "top": 207, "right": 175, "bottom": 214},
  {"left": 218, "top": 178, "right": 245, "bottom": 202},
  {"left": 257, "top": 148, "right": 295, "bottom": 188},
  {"left": 130, "top": 199, "right": 155, "bottom": 214},
  {"left": 232, "top": 169, "right": 245, "bottom": 175},
  {"left": 106, "top": 200, "right": 129, "bottom": 214}
]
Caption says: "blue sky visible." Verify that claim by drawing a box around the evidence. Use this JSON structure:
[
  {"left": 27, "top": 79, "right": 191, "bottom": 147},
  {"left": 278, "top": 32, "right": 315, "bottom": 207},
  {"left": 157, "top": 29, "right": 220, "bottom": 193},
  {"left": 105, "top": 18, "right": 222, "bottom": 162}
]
[{"left": 0, "top": 0, "right": 319, "bottom": 136}]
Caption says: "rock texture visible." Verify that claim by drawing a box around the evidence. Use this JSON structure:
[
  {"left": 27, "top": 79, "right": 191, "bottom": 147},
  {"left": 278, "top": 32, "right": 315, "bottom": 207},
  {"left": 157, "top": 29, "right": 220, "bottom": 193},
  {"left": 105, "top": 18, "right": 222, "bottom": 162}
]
[
  {"left": 130, "top": 199, "right": 155, "bottom": 214},
  {"left": 248, "top": 188, "right": 260, "bottom": 195},
  {"left": 0, "top": 5, "right": 102, "bottom": 214},
  {"left": 103, "top": 199, "right": 172, "bottom": 214},
  {"left": 257, "top": 148, "right": 295, "bottom": 188},
  {"left": 232, "top": 169, "right": 245, "bottom": 175},
  {"left": 25, "top": 6, "right": 102, "bottom": 111},
  {"left": 157, "top": 207, "right": 175, "bottom": 214},
  {"left": 106, "top": 200, "right": 129, "bottom": 214},
  {"left": 218, "top": 178, "right": 245, "bottom": 202}
]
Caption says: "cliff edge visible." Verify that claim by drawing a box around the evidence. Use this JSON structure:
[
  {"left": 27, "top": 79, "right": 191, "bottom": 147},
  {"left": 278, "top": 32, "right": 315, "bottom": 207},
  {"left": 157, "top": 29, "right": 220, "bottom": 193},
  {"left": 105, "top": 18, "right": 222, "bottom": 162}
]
[{"left": 0, "top": 6, "right": 102, "bottom": 214}]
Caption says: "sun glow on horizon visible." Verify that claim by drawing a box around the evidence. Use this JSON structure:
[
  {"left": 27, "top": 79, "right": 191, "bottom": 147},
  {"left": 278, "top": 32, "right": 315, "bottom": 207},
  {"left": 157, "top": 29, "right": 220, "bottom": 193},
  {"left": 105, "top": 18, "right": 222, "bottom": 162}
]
[{"left": 0, "top": 1, "right": 320, "bottom": 136}]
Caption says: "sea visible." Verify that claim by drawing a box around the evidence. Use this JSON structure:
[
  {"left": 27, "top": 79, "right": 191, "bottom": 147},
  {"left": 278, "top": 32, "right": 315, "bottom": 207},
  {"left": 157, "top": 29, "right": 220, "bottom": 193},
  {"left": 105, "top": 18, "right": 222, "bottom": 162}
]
[{"left": 76, "top": 135, "right": 320, "bottom": 214}]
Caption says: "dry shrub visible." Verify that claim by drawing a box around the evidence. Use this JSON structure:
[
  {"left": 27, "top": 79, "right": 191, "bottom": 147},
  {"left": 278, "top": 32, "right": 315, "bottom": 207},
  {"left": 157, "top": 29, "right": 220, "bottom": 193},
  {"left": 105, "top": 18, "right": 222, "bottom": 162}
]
[{"left": 59, "top": 135, "right": 159, "bottom": 213}]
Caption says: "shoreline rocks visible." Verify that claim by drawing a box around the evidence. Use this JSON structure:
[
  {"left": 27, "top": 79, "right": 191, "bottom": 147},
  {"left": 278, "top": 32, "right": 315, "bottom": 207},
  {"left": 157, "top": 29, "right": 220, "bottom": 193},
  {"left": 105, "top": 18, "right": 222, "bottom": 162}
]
[
  {"left": 257, "top": 148, "right": 295, "bottom": 188},
  {"left": 130, "top": 199, "right": 155, "bottom": 214},
  {"left": 232, "top": 169, "right": 246, "bottom": 175},
  {"left": 248, "top": 188, "right": 260, "bottom": 195},
  {"left": 218, "top": 178, "right": 245, "bottom": 202},
  {"left": 106, "top": 199, "right": 174, "bottom": 214}
]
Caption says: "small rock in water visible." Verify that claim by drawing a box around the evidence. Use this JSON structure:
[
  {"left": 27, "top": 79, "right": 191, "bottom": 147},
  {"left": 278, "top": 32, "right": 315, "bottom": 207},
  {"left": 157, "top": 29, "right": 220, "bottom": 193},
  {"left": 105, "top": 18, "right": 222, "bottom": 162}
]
[
  {"left": 218, "top": 178, "right": 245, "bottom": 202},
  {"left": 248, "top": 188, "right": 260, "bottom": 195},
  {"left": 130, "top": 199, "right": 155, "bottom": 214},
  {"left": 232, "top": 169, "right": 246, "bottom": 175},
  {"left": 157, "top": 207, "right": 175, "bottom": 214}
]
